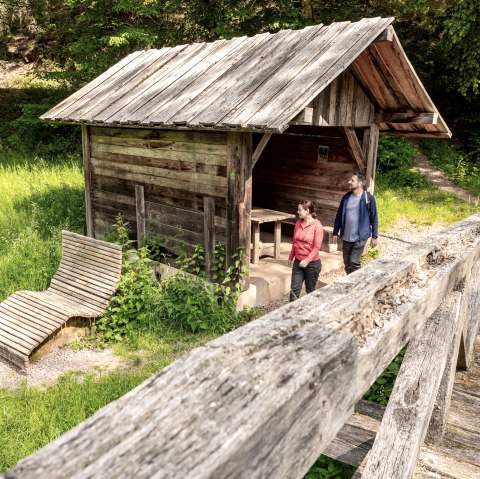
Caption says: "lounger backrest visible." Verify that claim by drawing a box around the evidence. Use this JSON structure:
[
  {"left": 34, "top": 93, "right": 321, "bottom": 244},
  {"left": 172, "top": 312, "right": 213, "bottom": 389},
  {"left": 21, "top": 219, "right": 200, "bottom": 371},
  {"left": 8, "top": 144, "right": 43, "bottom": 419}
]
[{"left": 48, "top": 231, "right": 123, "bottom": 308}]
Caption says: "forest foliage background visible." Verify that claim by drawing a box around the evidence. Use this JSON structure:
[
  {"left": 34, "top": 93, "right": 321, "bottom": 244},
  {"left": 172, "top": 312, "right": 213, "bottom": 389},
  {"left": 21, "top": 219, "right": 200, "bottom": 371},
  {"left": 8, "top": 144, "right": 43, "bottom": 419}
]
[{"left": 0, "top": 0, "right": 479, "bottom": 161}]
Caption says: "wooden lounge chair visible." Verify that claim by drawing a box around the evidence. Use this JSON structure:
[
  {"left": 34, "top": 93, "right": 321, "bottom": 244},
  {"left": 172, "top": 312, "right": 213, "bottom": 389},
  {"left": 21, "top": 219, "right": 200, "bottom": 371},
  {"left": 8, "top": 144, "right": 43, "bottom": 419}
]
[{"left": 0, "top": 231, "right": 122, "bottom": 369}]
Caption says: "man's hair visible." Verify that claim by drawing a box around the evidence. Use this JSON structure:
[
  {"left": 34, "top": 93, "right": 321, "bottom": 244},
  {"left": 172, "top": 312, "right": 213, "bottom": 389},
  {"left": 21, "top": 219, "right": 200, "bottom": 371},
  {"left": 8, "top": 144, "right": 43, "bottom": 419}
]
[{"left": 354, "top": 172, "right": 367, "bottom": 186}]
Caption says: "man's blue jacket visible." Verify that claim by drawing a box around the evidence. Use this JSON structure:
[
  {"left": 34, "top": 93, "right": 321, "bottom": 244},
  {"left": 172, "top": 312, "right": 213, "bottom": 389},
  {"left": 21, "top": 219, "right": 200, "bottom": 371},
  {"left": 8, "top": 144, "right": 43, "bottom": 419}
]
[{"left": 333, "top": 191, "right": 378, "bottom": 241}]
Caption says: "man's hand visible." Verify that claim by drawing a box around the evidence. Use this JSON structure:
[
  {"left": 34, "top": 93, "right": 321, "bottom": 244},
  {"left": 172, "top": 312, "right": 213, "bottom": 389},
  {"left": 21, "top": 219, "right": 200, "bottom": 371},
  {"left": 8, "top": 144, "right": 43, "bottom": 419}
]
[
  {"left": 332, "top": 235, "right": 338, "bottom": 244},
  {"left": 371, "top": 238, "right": 378, "bottom": 248},
  {"left": 299, "top": 259, "right": 308, "bottom": 268}
]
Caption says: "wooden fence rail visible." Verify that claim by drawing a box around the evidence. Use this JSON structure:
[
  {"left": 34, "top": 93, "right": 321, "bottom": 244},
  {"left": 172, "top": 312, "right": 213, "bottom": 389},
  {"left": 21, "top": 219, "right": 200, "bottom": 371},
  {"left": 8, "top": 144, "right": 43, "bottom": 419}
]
[{"left": 2, "top": 214, "right": 480, "bottom": 479}]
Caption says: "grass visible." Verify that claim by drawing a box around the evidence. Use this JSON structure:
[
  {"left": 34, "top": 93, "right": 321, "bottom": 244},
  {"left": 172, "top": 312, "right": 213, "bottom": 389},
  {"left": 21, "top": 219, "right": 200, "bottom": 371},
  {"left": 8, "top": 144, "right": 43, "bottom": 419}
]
[
  {"left": 0, "top": 149, "right": 85, "bottom": 300},
  {"left": 375, "top": 171, "right": 479, "bottom": 233}
]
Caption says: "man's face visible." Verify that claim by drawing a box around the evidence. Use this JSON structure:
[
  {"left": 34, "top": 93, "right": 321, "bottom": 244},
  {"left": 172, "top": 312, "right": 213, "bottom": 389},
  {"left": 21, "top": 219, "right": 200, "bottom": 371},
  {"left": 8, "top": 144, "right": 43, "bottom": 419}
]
[{"left": 348, "top": 175, "right": 361, "bottom": 190}]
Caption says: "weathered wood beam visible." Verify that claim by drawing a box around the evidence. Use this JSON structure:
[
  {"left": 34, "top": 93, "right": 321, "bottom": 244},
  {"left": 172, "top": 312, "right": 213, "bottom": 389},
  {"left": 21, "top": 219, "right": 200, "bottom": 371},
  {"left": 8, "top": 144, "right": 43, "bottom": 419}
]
[
  {"left": 373, "top": 112, "right": 438, "bottom": 124},
  {"left": 380, "top": 130, "right": 452, "bottom": 139},
  {"left": 361, "top": 291, "right": 463, "bottom": 479},
  {"left": 135, "top": 184, "right": 146, "bottom": 247},
  {"left": 342, "top": 127, "right": 366, "bottom": 172},
  {"left": 374, "top": 25, "right": 394, "bottom": 43},
  {"left": 426, "top": 287, "right": 464, "bottom": 444},
  {"left": 252, "top": 133, "right": 272, "bottom": 168},
  {"left": 364, "top": 123, "right": 379, "bottom": 192},
  {"left": 203, "top": 197, "right": 215, "bottom": 280},
  {"left": 226, "top": 133, "right": 251, "bottom": 287},
  {"left": 81, "top": 125, "right": 94, "bottom": 237},
  {"left": 457, "top": 259, "right": 480, "bottom": 368}
]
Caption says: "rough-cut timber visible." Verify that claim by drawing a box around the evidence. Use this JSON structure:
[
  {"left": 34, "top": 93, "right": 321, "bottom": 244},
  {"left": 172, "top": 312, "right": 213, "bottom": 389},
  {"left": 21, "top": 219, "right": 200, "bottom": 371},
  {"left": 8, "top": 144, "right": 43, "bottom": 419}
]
[
  {"left": 0, "top": 231, "right": 122, "bottom": 369},
  {"left": 2, "top": 214, "right": 479, "bottom": 479}
]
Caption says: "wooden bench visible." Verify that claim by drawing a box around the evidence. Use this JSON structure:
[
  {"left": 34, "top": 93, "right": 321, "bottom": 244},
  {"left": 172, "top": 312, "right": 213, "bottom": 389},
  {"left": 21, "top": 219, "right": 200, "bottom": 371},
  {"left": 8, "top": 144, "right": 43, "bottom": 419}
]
[{"left": 0, "top": 231, "right": 122, "bottom": 369}]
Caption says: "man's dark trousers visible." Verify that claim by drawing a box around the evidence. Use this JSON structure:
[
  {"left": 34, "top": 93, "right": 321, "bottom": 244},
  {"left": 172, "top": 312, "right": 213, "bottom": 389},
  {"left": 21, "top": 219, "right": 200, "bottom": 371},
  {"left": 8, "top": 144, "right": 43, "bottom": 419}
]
[
  {"left": 290, "top": 259, "right": 321, "bottom": 301},
  {"left": 342, "top": 240, "right": 367, "bottom": 274}
]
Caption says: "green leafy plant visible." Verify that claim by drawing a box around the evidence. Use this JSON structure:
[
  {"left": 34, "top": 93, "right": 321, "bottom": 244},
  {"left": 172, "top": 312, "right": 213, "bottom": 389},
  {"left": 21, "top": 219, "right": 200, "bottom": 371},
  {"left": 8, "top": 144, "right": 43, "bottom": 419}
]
[
  {"left": 305, "top": 455, "right": 355, "bottom": 479},
  {"left": 98, "top": 215, "right": 158, "bottom": 342},
  {"left": 364, "top": 346, "right": 407, "bottom": 406}
]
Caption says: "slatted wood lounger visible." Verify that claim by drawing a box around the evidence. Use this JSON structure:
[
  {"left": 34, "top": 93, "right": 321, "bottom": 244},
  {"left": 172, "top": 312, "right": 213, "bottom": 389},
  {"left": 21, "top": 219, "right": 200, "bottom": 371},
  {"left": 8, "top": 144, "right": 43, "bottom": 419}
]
[{"left": 0, "top": 230, "right": 122, "bottom": 370}]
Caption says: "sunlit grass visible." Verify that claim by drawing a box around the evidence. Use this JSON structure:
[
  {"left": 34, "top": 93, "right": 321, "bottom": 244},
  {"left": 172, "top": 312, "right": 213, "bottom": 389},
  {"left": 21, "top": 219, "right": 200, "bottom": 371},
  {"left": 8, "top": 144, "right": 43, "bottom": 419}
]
[
  {"left": 376, "top": 174, "right": 479, "bottom": 233},
  {"left": 0, "top": 149, "right": 84, "bottom": 300}
]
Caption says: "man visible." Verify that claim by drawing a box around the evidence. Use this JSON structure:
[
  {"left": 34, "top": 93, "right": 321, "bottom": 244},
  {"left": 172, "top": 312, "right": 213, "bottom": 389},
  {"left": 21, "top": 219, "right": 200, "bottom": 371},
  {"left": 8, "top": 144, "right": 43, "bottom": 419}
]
[{"left": 332, "top": 172, "right": 378, "bottom": 274}]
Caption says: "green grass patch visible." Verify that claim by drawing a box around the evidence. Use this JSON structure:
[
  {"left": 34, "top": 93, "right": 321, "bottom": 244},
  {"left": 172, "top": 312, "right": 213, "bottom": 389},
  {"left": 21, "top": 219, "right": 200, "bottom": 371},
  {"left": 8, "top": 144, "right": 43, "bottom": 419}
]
[
  {"left": 0, "top": 149, "right": 85, "bottom": 299},
  {"left": 375, "top": 173, "right": 478, "bottom": 232}
]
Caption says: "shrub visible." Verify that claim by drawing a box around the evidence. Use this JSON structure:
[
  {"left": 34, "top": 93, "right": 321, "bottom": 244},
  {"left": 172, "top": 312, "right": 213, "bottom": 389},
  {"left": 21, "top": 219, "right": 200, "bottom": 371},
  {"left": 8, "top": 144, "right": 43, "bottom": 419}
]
[{"left": 153, "top": 274, "right": 237, "bottom": 334}]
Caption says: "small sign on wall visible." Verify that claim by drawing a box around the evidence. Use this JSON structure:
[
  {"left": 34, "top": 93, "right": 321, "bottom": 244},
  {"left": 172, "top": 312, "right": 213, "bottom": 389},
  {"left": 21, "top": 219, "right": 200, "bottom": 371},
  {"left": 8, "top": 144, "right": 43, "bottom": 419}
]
[{"left": 317, "top": 145, "right": 329, "bottom": 162}]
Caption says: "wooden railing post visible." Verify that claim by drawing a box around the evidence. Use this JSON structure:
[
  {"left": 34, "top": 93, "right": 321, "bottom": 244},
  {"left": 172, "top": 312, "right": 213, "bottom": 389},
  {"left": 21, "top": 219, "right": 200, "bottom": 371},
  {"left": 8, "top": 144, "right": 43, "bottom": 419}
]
[
  {"left": 457, "top": 259, "right": 480, "bottom": 369},
  {"left": 135, "top": 185, "right": 146, "bottom": 247},
  {"left": 203, "top": 197, "right": 215, "bottom": 280},
  {"left": 360, "top": 291, "right": 463, "bottom": 479}
]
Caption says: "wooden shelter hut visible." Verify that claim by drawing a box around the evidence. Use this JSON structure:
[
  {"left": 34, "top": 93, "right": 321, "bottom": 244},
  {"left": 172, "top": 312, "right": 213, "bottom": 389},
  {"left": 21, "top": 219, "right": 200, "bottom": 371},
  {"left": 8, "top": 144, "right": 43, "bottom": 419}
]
[{"left": 41, "top": 17, "right": 451, "bottom": 287}]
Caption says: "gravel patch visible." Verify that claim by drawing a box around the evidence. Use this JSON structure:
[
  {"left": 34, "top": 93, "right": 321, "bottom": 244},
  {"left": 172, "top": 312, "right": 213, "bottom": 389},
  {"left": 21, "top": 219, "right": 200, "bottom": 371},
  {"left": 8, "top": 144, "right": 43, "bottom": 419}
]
[{"left": 0, "top": 347, "right": 123, "bottom": 390}]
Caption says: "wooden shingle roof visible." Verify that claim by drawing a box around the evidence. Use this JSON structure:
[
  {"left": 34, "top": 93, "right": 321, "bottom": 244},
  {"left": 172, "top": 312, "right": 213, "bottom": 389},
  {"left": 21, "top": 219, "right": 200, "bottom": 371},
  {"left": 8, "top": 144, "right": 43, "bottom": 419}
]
[{"left": 41, "top": 17, "right": 450, "bottom": 137}]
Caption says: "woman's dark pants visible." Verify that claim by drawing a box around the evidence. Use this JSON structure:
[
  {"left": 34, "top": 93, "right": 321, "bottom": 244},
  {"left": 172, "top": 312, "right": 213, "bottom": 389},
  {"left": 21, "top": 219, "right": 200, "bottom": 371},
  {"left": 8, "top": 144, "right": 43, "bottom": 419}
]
[
  {"left": 342, "top": 239, "right": 367, "bottom": 274},
  {"left": 290, "top": 259, "right": 322, "bottom": 302}
]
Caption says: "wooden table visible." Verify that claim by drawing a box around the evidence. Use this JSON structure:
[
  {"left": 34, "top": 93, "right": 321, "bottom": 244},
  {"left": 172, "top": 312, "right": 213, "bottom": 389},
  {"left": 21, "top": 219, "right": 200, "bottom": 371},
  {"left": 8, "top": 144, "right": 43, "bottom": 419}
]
[{"left": 250, "top": 208, "right": 296, "bottom": 263}]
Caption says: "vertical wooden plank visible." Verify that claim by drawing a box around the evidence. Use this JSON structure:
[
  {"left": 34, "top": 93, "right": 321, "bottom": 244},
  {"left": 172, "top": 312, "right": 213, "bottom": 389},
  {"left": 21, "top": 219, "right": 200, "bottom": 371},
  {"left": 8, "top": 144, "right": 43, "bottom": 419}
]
[
  {"left": 365, "top": 123, "right": 379, "bottom": 193},
  {"left": 239, "top": 133, "right": 252, "bottom": 290},
  {"left": 226, "top": 131, "right": 252, "bottom": 290},
  {"left": 328, "top": 76, "right": 338, "bottom": 125},
  {"left": 135, "top": 184, "right": 146, "bottom": 246},
  {"left": 251, "top": 222, "right": 260, "bottom": 264},
  {"left": 274, "top": 221, "right": 282, "bottom": 259},
  {"left": 226, "top": 132, "right": 241, "bottom": 271},
  {"left": 203, "top": 197, "right": 215, "bottom": 280},
  {"left": 426, "top": 289, "right": 464, "bottom": 444},
  {"left": 457, "top": 260, "right": 480, "bottom": 369},
  {"left": 81, "top": 125, "right": 94, "bottom": 237}
]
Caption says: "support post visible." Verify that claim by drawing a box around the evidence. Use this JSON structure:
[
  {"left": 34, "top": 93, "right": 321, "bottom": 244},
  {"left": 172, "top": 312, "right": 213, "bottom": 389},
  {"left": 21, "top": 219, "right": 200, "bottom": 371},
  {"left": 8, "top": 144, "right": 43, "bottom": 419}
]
[
  {"left": 81, "top": 125, "right": 94, "bottom": 237},
  {"left": 203, "top": 197, "right": 215, "bottom": 281},
  {"left": 226, "top": 132, "right": 252, "bottom": 290},
  {"left": 135, "top": 185, "right": 146, "bottom": 247},
  {"left": 361, "top": 291, "right": 463, "bottom": 479},
  {"left": 364, "top": 124, "right": 379, "bottom": 193},
  {"left": 457, "top": 259, "right": 480, "bottom": 369}
]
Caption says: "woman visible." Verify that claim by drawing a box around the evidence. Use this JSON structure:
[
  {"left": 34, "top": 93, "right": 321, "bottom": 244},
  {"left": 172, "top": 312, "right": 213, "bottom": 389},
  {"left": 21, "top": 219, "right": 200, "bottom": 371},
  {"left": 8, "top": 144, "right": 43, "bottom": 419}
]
[{"left": 288, "top": 200, "right": 323, "bottom": 301}]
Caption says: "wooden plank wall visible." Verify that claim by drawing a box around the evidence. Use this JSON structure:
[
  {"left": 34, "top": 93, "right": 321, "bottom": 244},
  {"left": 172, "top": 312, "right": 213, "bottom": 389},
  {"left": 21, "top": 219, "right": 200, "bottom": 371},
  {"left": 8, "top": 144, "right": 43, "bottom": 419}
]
[
  {"left": 313, "top": 69, "right": 374, "bottom": 128},
  {"left": 87, "top": 127, "right": 228, "bottom": 252},
  {"left": 252, "top": 127, "right": 359, "bottom": 226}
]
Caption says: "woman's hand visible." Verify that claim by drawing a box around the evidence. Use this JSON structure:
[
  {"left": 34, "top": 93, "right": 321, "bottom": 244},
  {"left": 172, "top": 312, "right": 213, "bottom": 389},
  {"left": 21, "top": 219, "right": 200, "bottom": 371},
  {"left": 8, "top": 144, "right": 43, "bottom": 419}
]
[
  {"left": 288, "top": 260, "right": 293, "bottom": 267},
  {"left": 299, "top": 259, "right": 308, "bottom": 268}
]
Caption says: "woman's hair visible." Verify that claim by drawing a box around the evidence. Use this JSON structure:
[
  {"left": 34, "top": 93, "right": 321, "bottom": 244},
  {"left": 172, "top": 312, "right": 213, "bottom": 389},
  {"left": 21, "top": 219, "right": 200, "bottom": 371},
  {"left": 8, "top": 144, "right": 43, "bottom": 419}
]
[{"left": 298, "top": 200, "right": 317, "bottom": 218}]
